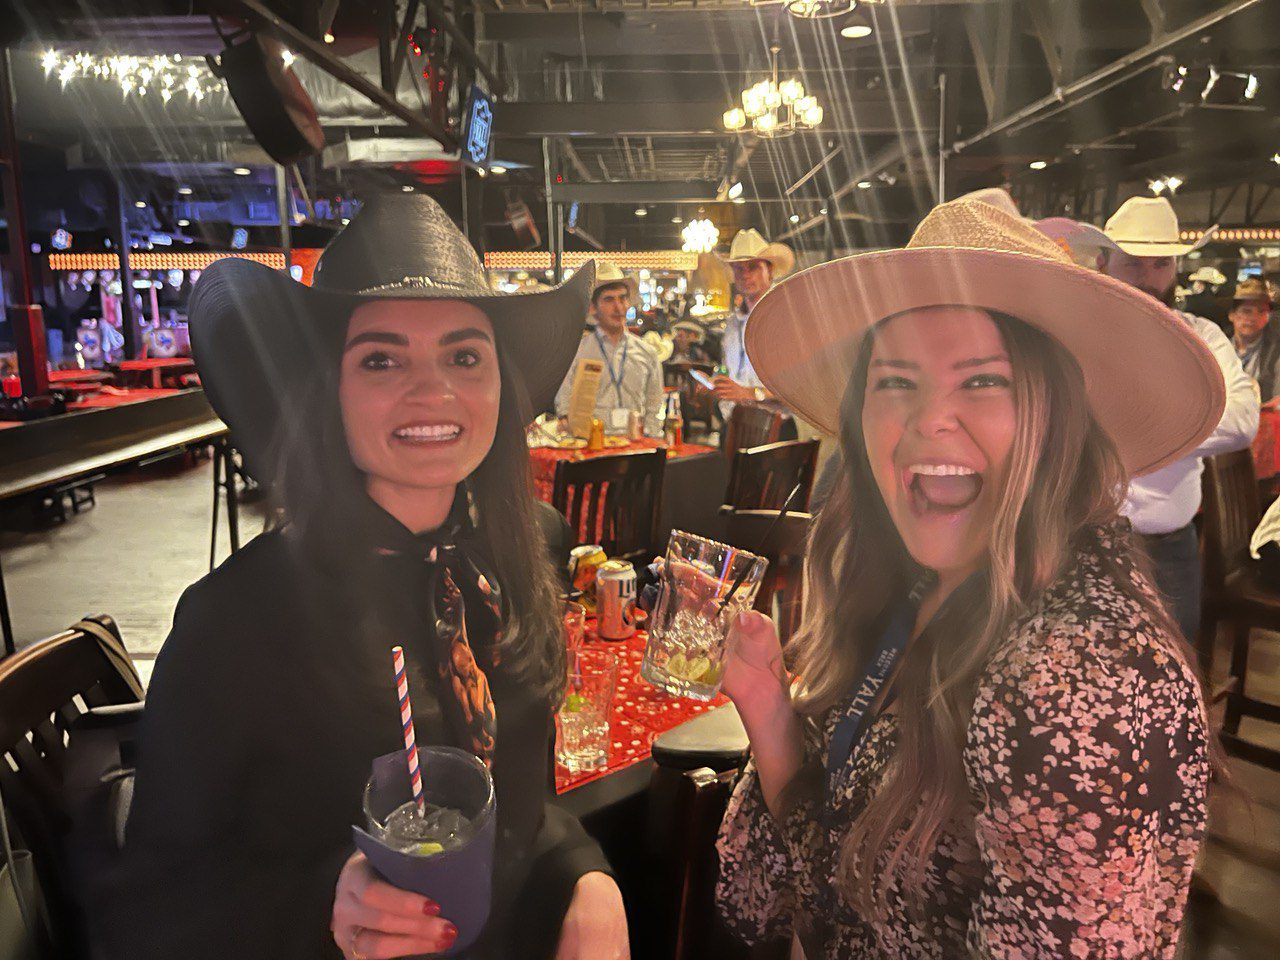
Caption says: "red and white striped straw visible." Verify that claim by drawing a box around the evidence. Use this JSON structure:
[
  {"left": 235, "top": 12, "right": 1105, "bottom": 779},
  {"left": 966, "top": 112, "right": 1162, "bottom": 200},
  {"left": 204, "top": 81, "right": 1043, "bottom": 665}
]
[{"left": 391, "top": 646, "right": 425, "bottom": 816}]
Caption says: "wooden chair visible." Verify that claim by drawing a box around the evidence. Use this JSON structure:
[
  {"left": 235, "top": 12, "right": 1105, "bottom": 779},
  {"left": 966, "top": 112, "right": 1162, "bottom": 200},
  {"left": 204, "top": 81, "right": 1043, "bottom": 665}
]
[
  {"left": 1200, "top": 449, "right": 1280, "bottom": 771},
  {"left": 551, "top": 448, "right": 667, "bottom": 563},
  {"left": 0, "top": 616, "right": 145, "bottom": 959},
  {"left": 644, "top": 707, "right": 785, "bottom": 960},
  {"left": 724, "top": 439, "right": 819, "bottom": 514},
  {"left": 723, "top": 510, "right": 812, "bottom": 646},
  {"left": 722, "top": 403, "right": 785, "bottom": 457}
]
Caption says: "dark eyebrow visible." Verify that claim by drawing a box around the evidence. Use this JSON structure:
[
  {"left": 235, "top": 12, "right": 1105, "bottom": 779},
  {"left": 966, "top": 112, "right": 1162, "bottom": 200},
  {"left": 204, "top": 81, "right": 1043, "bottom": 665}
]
[
  {"left": 869, "top": 354, "right": 1009, "bottom": 371},
  {"left": 439, "top": 327, "right": 494, "bottom": 347},
  {"left": 344, "top": 331, "right": 408, "bottom": 351},
  {"left": 953, "top": 354, "right": 1009, "bottom": 370}
]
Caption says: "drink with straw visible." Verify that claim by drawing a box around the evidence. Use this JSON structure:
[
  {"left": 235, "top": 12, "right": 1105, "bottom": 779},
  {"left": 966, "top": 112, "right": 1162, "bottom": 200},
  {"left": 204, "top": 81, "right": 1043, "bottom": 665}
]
[
  {"left": 351, "top": 647, "right": 497, "bottom": 954},
  {"left": 640, "top": 530, "right": 768, "bottom": 700}
]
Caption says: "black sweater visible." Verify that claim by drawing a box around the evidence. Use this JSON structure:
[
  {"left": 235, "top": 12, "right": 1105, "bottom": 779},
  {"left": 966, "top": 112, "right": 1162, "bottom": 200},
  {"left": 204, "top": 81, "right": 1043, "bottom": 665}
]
[{"left": 97, "top": 508, "right": 609, "bottom": 959}]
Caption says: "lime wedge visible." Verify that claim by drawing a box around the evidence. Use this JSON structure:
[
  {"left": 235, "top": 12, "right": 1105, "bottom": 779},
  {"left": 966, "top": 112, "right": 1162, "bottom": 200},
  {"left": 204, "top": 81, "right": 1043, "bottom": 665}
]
[{"left": 412, "top": 841, "right": 445, "bottom": 857}]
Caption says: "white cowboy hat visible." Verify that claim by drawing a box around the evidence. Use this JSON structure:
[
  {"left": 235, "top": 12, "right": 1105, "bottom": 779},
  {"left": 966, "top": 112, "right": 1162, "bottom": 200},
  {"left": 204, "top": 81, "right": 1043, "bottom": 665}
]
[
  {"left": 1075, "top": 196, "right": 1217, "bottom": 258},
  {"left": 721, "top": 228, "right": 796, "bottom": 278},
  {"left": 591, "top": 260, "right": 639, "bottom": 302},
  {"left": 1189, "top": 266, "right": 1228, "bottom": 286},
  {"left": 745, "top": 198, "right": 1225, "bottom": 478},
  {"left": 671, "top": 320, "right": 707, "bottom": 342},
  {"left": 642, "top": 331, "right": 675, "bottom": 362}
]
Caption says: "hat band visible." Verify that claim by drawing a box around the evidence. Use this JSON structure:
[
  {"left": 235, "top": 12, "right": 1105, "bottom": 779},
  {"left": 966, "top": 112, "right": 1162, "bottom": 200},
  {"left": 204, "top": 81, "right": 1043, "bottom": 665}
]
[
  {"left": 1107, "top": 236, "right": 1188, "bottom": 246},
  {"left": 358, "top": 275, "right": 480, "bottom": 295}
]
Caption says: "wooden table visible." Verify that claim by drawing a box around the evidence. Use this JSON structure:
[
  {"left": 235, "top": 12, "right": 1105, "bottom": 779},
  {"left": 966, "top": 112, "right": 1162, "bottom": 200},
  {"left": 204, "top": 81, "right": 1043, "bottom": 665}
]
[{"left": 116, "top": 358, "right": 196, "bottom": 389}]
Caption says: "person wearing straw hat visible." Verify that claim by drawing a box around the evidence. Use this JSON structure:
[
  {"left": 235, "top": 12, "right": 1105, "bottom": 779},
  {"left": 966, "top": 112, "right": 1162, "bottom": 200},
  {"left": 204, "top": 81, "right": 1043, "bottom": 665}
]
[
  {"left": 1229, "top": 277, "right": 1280, "bottom": 403},
  {"left": 553, "top": 260, "right": 665, "bottom": 436},
  {"left": 711, "top": 198, "right": 1213, "bottom": 959},
  {"left": 713, "top": 228, "right": 795, "bottom": 406},
  {"left": 97, "top": 196, "right": 627, "bottom": 960},
  {"left": 1079, "top": 196, "right": 1257, "bottom": 643},
  {"left": 670, "top": 320, "right": 710, "bottom": 364}
]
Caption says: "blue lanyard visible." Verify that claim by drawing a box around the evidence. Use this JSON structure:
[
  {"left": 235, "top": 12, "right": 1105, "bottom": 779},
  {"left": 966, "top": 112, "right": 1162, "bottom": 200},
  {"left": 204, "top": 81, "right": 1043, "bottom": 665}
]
[
  {"left": 593, "top": 330, "right": 628, "bottom": 407},
  {"left": 732, "top": 315, "right": 750, "bottom": 382}
]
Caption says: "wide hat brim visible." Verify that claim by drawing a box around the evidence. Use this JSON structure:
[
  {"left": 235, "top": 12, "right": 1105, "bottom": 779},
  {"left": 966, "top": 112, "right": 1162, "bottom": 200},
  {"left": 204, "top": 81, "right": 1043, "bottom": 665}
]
[
  {"left": 746, "top": 246, "right": 1225, "bottom": 477},
  {"left": 592, "top": 275, "right": 640, "bottom": 302},
  {"left": 189, "top": 257, "right": 595, "bottom": 479},
  {"left": 1072, "top": 220, "right": 1218, "bottom": 258}
]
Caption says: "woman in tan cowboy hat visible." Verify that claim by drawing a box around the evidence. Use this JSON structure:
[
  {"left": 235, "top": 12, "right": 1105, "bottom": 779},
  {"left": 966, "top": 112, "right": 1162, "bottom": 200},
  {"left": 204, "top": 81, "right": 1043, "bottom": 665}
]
[
  {"left": 712, "top": 198, "right": 1217, "bottom": 959},
  {"left": 98, "top": 196, "right": 628, "bottom": 960}
]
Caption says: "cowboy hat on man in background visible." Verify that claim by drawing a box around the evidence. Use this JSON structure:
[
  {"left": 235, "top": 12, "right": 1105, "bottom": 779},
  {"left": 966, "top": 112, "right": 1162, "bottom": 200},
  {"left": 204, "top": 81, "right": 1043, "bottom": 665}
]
[
  {"left": 1229, "top": 277, "right": 1280, "bottom": 405},
  {"left": 713, "top": 229, "right": 795, "bottom": 407}
]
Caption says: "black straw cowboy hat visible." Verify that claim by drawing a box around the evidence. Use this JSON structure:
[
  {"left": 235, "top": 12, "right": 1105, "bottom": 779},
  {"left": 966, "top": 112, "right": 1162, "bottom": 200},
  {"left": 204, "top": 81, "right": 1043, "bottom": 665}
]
[{"left": 189, "top": 194, "right": 595, "bottom": 477}]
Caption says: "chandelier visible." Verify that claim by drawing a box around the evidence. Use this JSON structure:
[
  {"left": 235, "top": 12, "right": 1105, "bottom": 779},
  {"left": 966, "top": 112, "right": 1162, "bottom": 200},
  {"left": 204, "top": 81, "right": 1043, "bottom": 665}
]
[
  {"left": 681, "top": 218, "right": 719, "bottom": 254},
  {"left": 723, "top": 45, "right": 823, "bottom": 139},
  {"left": 784, "top": 0, "right": 855, "bottom": 19},
  {"left": 41, "top": 50, "right": 223, "bottom": 104}
]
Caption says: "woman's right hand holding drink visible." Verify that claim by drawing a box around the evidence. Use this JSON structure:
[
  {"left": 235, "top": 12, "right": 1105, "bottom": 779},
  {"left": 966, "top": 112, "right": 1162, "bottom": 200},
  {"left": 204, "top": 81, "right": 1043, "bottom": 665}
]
[
  {"left": 720, "top": 610, "right": 805, "bottom": 818},
  {"left": 332, "top": 850, "right": 458, "bottom": 959}
]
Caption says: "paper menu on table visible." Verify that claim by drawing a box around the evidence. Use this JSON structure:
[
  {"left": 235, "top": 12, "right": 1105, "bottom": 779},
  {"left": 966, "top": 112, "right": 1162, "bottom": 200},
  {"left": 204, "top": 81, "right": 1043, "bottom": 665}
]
[{"left": 568, "top": 358, "right": 604, "bottom": 437}]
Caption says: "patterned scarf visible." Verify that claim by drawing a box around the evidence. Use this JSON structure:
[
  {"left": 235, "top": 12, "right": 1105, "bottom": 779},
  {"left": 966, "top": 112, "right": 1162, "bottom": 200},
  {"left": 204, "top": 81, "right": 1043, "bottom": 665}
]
[{"left": 370, "top": 497, "right": 503, "bottom": 767}]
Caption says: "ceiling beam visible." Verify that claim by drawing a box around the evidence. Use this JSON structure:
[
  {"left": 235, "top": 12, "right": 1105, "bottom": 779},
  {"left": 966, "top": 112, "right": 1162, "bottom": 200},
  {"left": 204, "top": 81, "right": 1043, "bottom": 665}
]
[
  {"left": 963, "top": 7, "right": 997, "bottom": 123},
  {"left": 549, "top": 180, "right": 718, "bottom": 203},
  {"left": 1026, "top": 0, "right": 1064, "bottom": 87},
  {"left": 991, "top": 1, "right": 1015, "bottom": 121},
  {"left": 1139, "top": 0, "right": 1166, "bottom": 39},
  {"left": 495, "top": 96, "right": 937, "bottom": 137}
]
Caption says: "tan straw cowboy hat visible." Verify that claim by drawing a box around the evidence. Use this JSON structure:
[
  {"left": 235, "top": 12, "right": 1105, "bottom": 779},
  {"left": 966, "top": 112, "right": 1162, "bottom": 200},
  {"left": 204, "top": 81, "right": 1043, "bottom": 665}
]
[
  {"left": 591, "top": 260, "right": 640, "bottom": 302},
  {"left": 721, "top": 228, "right": 796, "bottom": 278},
  {"left": 746, "top": 197, "right": 1225, "bottom": 477},
  {"left": 1233, "top": 277, "right": 1277, "bottom": 305}
]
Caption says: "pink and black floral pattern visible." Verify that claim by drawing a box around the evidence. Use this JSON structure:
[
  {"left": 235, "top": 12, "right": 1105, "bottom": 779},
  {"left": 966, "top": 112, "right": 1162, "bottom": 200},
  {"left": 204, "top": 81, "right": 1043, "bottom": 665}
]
[{"left": 716, "top": 528, "right": 1210, "bottom": 958}]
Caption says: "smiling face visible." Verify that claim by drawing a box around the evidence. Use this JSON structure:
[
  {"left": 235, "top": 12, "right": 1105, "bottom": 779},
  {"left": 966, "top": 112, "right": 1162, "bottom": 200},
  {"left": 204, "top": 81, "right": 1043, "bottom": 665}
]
[
  {"left": 860, "top": 306, "right": 1017, "bottom": 584},
  {"left": 339, "top": 299, "right": 500, "bottom": 529}
]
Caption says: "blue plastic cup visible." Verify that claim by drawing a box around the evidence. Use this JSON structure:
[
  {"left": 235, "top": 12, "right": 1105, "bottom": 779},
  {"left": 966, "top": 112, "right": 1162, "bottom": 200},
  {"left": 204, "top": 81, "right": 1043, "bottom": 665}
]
[{"left": 352, "top": 747, "right": 497, "bottom": 955}]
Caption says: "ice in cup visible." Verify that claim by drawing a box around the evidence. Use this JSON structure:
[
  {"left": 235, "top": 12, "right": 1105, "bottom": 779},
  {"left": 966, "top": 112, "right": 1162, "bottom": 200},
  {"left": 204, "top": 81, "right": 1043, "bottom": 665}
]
[
  {"left": 353, "top": 746, "right": 496, "bottom": 955},
  {"left": 563, "top": 600, "right": 587, "bottom": 654},
  {"left": 555, "top": 646, "right": 619, "bottom": 773},
  {"left": 640, "top": 530, "right": 768, "bottom": 700}
]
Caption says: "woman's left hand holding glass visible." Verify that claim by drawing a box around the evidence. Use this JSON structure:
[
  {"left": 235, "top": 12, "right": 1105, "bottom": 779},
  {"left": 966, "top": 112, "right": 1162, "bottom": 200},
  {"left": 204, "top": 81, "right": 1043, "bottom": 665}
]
[
  {"left": 331, "top": 851, "right": 457, "bottom": 959},
  {"left": 554, "top": 871, "right": 630, "bottom": 960}
]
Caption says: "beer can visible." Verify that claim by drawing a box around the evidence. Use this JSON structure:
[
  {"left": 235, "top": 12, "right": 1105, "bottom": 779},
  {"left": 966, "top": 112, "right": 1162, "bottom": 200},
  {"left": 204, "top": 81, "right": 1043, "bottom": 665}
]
[
  {"left": 587, "top": 417, "right": 605, "bottom": 451},
  {"left": 568, "top": 545, "right": 608, "bottom": 612},
  {"left": 627, "top": 409, "right": 645, "bottom": 441},
  {"left": 596, "top": 559, "right": 637, "bottom": 641}
]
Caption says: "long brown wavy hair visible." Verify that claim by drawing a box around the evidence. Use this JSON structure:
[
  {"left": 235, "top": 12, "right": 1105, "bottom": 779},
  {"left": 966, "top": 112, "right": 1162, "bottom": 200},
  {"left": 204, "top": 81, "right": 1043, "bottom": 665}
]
[{"left": 788, "top": 309, "right": 1194, "bottom": 917}]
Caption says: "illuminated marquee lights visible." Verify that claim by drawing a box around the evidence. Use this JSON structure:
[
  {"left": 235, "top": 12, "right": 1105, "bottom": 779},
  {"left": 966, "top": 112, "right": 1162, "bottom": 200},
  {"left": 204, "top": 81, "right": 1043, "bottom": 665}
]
[
  {"left": 1180, "top": 228, "right": 1280, "bottom": 243},
  {"left": 483, "top": 251, "right": 700, "bottom": 271},
  {"left": 49, "top": 252, "right": 286, "bottom": 271}
]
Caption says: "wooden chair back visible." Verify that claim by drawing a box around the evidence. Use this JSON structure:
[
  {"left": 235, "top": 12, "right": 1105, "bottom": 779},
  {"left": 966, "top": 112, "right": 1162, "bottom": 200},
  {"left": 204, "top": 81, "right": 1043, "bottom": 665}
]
[
  {"left": 1201, "top": 449, "right": 1261, "bottom": 592},
  {"left": 723, "top": 510, "right": 812, "bottom": 645},
  {"left": 551, "top": 448, "right": 667, "bottom": 562},
  {"left": 724, "top": 439, "right": 819, "bottom": 513},
  {"left": 722, "top": 403, "right": 785, "bottom": 457},
  {"left": 0, "top": 616, "right": 144, "bottom": 959}
]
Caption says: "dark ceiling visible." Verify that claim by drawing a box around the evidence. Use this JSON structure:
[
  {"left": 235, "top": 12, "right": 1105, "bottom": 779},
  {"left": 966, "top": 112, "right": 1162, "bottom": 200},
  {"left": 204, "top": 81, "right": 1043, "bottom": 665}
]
[{"left": 3, "top": 0, "right": 1279, "bottom": 258}]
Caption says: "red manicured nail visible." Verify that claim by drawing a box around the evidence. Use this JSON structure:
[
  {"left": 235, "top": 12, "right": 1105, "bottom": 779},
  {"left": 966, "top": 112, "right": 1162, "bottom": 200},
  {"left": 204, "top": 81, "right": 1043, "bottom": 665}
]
[
  {"left": 441, "top": 922, "right": 458, "bottom": 945},
  {"left": 422, "top": 899, "right": 440, "bottom": 917}
]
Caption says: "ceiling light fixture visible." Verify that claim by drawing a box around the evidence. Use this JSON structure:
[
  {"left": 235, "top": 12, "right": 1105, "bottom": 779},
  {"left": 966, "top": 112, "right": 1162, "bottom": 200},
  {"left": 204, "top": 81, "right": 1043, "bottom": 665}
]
[
  {"left": 177, "top": 186, "right": 193, "bottom": 195},
  {"left": 1272, "top": 152, "right": 1280, "bottom": 165},
  {"left": 232, "top": 167, "right": 251, "bottom": 176},
  {"left": 134, "top": 200, "right": 147, "bottom": 208},
  {"left": 323, "top": 32, "right": 335, "bottom": 44},
  {"left": 681, "top": 218, "right": 719, "bottom": 253},
  {"left": 839, "top": 13, "right": 873, "bottom": 39},
  {"left": 402, "top": 185, "right": 414, "bottom": 192},
  {"left": 40, "top": 49, "right": 220, "bottom": 104},
  {"left": 789, "top": 214, "right": 800, "bottom": 223},
  {"left": 781, "top": 0, "right": 855, "bottom": 20},
  {"left": 1029, "top": 159, "right": 1048, "bottom": 170},
  {"left": 490, "top": 165, "right": 508, "bottom": 175},
  {"left": 857, "top": 180, "right": 872, "bottom": 189},
  {"left": 672, "top": 215, "right": 683, "bottom": 224},
  {"left": 177, "top": 219, "right": 190, "bottom": 226},
  {"left": 727, "top": 181, "right": 744, "bottom": 200},
  {"left": 724, "top": 44, "right": 823, "bottom": 139},
  {"left": 635, "top": 207, "right": 648, "bottom": 217}
]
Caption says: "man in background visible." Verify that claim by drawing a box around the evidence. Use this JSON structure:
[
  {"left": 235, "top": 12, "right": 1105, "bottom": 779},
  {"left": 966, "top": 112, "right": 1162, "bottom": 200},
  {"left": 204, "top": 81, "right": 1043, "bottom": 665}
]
[{"left": 1230, "top": 277, "right": 1280, "bottom": 405}]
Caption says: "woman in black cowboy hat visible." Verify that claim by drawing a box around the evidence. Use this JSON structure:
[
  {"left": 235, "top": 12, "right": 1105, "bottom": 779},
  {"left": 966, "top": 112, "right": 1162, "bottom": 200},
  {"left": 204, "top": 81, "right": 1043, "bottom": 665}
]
[{"left": 95, "top": 196, "right": 628, "bottom": 960}]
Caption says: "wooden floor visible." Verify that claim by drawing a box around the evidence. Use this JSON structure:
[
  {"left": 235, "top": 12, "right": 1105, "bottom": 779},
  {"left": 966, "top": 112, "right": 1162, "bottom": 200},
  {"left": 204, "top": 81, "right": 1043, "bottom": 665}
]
[{"left": 2, "top": 456, "right": 1278, "bottom": 958}]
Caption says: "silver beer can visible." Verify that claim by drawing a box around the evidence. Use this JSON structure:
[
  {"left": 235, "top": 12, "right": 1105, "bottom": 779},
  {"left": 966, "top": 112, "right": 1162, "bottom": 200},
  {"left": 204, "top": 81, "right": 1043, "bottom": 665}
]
[
  {"left": 627, "top": 409, "right": 644, "bottom": 441},
  {"left": 596, "top": 559, "right": 637, "bottom": 640}
]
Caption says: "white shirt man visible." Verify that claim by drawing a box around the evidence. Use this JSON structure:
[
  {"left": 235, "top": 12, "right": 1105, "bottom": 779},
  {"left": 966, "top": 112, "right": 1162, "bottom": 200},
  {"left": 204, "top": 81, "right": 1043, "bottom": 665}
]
[
  {"left": 1092, "top": 197, "right": 1258, "bottom": 640},
  {"left": 554, "top": 263, "right": 665, "bottom": 435},
  {"left": 714, "top": 230, "right": 795, "bottom": 410}
]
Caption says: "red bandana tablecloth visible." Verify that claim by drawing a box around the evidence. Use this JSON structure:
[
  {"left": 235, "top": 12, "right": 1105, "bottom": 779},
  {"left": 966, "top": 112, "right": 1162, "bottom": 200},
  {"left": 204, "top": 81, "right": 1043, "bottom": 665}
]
[
  {"left": 529, "top": 436, "right": 716, "bottom": 505},
  {"left": 554, "top": 623, "right": 729, "bottom": 794}
]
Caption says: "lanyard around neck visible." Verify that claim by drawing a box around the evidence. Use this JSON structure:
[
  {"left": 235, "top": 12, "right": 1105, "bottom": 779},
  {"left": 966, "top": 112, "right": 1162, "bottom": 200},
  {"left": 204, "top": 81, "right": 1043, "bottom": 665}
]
[
  {"left": 732, "top": 314, "right": 750, "bottom": 381},
  {"left": 593, "top": 329, "right": 628, "bottom": 407}
]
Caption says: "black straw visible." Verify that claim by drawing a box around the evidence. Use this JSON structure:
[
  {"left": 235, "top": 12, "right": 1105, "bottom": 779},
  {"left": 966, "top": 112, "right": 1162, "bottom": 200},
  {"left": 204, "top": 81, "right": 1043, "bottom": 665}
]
[{"left": 719, "top": 481, "right": 805, "bottom": 610}]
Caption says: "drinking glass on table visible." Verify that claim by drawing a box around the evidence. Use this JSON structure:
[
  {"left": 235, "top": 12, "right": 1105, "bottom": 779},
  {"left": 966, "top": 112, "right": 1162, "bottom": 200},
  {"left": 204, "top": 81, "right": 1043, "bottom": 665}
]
[
  {"left": 640, "top": 530, "right": 768, "bottom": 701},
  {"left": 555, "top": 647, "right": 619, "bottom": 773}
]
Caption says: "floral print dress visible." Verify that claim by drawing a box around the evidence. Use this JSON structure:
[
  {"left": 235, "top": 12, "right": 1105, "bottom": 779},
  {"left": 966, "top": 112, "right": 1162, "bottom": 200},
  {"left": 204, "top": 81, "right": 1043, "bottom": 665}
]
[{"left": 716, "top": 528, "right": 1210, "bottom": 959}]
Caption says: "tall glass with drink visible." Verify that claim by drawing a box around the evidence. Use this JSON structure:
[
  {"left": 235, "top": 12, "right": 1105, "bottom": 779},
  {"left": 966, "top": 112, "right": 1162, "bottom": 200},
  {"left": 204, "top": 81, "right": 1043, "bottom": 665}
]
[{"left": 556, "top": 647, "right": 619, "bottom": 773}]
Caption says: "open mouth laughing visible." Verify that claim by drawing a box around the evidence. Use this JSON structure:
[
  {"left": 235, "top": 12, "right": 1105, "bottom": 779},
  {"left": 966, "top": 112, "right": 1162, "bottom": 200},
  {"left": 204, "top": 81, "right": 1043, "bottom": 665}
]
[{"left": 901, "top": 461, "right": 984, "bottom": 516}]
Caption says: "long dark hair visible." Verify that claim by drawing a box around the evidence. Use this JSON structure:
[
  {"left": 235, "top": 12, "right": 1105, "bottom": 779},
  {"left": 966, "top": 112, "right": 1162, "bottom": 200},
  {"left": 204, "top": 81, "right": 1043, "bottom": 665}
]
[{"left": 270, "top": 335, "right": 565, "bottom": 703}]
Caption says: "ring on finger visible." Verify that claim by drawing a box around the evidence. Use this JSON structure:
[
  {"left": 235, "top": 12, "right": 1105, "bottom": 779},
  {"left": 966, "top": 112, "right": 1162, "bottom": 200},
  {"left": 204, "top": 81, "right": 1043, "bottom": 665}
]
[{"left": 350, "top": 925, "right": 367, "bottom": 960}]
